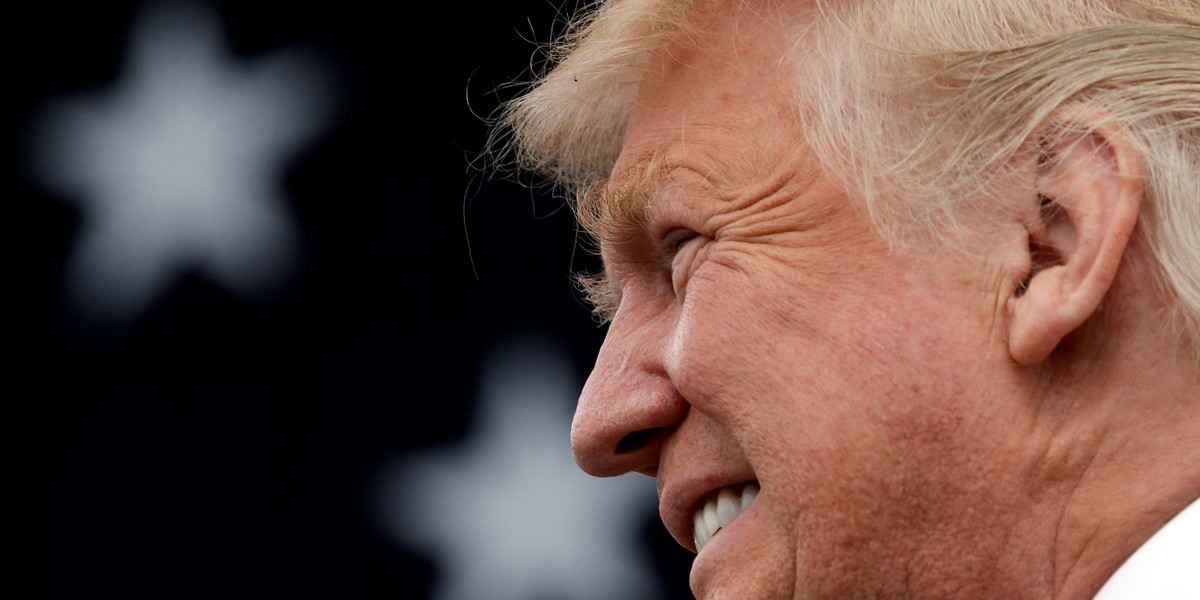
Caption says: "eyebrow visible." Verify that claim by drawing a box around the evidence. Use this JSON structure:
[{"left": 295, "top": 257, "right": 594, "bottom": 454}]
[
  {"left": 572, "top": 154, "right": 671, "bottom": 323},
  {"left": 575, "top": 154, "right": 670, "bottom": 248}
]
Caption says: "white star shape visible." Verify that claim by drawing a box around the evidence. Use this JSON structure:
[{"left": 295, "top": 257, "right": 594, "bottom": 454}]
[
  {"left": 28, "top": 0, "right": 336, "bottom": 325},
  {"left": 373, "top": 334, "right": 664, "bottom": 600}
]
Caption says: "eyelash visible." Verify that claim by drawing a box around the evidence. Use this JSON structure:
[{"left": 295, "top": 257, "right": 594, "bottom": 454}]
[
  {"left": 665, "top": 229, "right": 701, "bottom": 300},
  {"left": 665, "top": 229, "right": 698, "bottom": 254}
]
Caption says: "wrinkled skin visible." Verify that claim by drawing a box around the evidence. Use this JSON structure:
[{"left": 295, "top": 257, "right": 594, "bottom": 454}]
[{"left": 567, "top": 3, "right": 1199, "bottom": 599}]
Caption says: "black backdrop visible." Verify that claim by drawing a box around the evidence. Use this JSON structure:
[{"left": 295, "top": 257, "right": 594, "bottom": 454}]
[{"left": 11, "top": 1, "right": 695, "bottom": 598}]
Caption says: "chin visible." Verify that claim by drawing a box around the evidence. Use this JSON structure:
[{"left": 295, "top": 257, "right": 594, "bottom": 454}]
[{"left": 687, "top": 499, "right": 797, "bottom": 599}]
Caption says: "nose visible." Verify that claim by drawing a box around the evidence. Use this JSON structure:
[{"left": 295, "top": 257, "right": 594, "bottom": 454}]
[{"left": 571, "top": 312, "right": 689, "bottom": 478}]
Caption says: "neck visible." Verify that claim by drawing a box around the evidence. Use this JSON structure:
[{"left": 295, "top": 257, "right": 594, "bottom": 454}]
[{"left": 1036, "top": 310, "right": 1200, "bottom": 599}]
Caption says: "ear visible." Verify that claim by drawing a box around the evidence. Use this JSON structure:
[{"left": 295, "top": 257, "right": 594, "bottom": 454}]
[{"left": 1007, "top": 105, "right": 1144, "bottom": 365}]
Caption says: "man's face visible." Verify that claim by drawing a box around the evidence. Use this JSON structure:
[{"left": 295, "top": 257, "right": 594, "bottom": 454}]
[{"left": 570, "top": 4, "right": 1050, "bottom": 599}]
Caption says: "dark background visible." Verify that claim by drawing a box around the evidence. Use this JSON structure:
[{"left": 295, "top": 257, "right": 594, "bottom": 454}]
[{"left": 11, "top": 1, "right": 694, "bottom": 597}]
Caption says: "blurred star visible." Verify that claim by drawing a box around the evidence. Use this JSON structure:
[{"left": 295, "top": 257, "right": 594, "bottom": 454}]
[
  {"left": 28, "top": 0, "right": 336, "bottom": 325},
  {"left": 373, "top": 335, "right": 663, "bottom": 600}
]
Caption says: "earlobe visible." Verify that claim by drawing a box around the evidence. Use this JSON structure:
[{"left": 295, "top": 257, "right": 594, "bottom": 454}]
[{"left": 1007, "top": 106, "right": 1144, "bottom": 365}]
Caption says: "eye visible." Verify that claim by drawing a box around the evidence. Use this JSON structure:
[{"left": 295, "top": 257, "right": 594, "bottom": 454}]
[
  {"left": 667, "top": 229, "right": 696, "bottom": 251},
  {"left": 664, "top": 228, "right": 697, "bottom": 252},
  {"left": 665, "top": 229, "right": 702, "bottom": 300}
]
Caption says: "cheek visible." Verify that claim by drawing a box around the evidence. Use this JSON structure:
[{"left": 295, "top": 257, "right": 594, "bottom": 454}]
[
  {"left": 675, "top": 241, "right": 1001, "bottom": 476},
  {"left": 670, "top": 250, "right": 899, "bottom": 400},
  {"left": 666, "top": 255, "right": 897, "bottom": 501},
  {"left": 666, "top": 258, "right": 822, "bottom": 417},
  {"left": 668, "top": 237, "right": 1029, "bottom": 592}
]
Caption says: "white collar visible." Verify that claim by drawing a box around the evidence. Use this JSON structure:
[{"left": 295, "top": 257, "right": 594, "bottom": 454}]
[{"left": 1092, "top": 496, "right": 1200, "bottom": 599}]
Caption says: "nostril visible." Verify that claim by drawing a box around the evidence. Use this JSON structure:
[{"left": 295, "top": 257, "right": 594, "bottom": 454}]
[{"left": 615, "top": 427, "right": 661, "bottom": 454}]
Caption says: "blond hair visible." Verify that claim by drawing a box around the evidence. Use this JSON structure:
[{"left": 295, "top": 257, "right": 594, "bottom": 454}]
[{"left": 491, "top": 0, "right": 1200, "bottom": 344}]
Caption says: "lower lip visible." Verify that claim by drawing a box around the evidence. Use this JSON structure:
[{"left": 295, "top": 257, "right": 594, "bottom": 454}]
[{"left": 689, "top": 491, "right": 767, "bottom": 592}]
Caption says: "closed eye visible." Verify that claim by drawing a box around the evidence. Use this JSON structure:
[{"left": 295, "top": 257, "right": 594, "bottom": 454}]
[
  {"left": 666, "top": 230, "right": 703, "bottom": 300},
  {"left": 665, "top": 228, "right": 699, "bottom": 252}
]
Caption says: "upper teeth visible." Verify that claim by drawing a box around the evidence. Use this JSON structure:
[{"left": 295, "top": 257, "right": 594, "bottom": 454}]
[{"left": 693, "top": 482, "right": 759, "bottom": 552}]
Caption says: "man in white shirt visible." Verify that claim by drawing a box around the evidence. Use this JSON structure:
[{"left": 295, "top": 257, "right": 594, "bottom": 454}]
[{"left": 490, "top": 0, "right": 1200, "bottom": 597}]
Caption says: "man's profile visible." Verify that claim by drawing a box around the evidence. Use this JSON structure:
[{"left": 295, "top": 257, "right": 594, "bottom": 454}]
[{"left": 490, "top": 0, "right": 1200, "bottom": 597}]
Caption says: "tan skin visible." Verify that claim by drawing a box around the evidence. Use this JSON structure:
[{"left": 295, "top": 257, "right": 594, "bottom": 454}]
[{"left": 568, "top": 2, "right": 1200, "bottom": 599}]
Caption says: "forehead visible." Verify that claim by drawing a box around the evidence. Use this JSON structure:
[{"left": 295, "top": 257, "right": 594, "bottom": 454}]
[
  {"left": 622, "top": 3, "right": 804, "bottom": 158},
  {"left": 590, "top": 2, "right": 817, "bottom": 235}
]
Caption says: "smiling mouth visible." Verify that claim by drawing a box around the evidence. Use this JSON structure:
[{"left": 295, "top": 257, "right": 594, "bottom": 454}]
[{"left": 693, "top": 482, "right": 760, "bottom": 552}]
